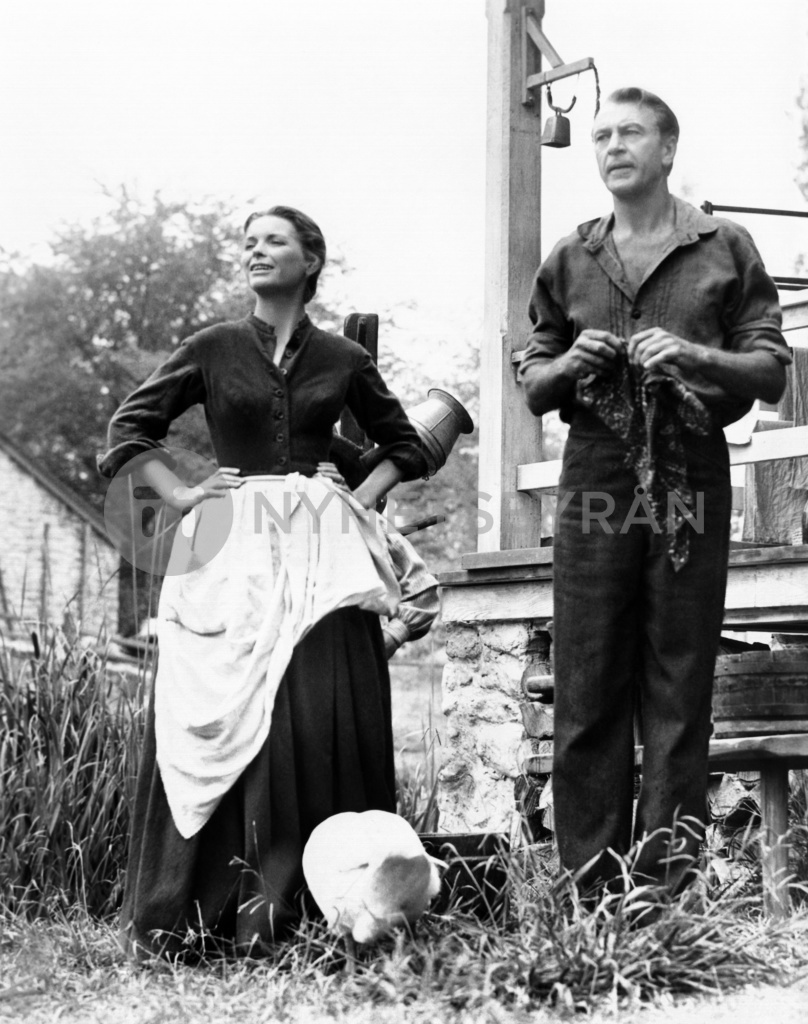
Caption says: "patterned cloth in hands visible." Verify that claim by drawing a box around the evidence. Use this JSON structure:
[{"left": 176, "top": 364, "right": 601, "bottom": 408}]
[{"left": 577, "top": 346, "right": 713, "bottom": 571}]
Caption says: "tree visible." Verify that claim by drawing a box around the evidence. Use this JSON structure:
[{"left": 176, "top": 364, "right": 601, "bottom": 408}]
[
  {"left": 0, "top": 188, "right": 345, "bottom": 506},
  {"left": 0, "top": 189, "right": 248, "bottom": 501}
]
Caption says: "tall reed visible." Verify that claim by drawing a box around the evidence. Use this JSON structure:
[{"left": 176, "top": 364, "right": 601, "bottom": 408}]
[{"left": 0, "top": 627, "right": 146, "bottom": 917}]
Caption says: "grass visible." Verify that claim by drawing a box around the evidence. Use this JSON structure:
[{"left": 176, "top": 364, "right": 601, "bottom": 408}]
[
  {"left": 2, "top": 622, "right": 808, "bottom": 1021},
  {"left": 2, "top": 855, "right": 808, "bottom": 1023},
  {"left": 0, "top": 626, "right": 148, "bottom": 917}
]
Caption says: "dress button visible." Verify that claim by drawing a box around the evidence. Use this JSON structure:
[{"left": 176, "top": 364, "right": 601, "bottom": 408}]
[
  {"left": 280, "top": 368, "right": 287, "bottom": 376},
  {"left": 274, "top": 411, "right": 284, "bottom": 420},
  {"left": 278, "top": 456, "right": 287, "bottom": 466},
  {"left": 631, "top": 308, "right": 642, "bottom": 319},
  {"left": 276, "top": 433, "right": 285, "bottom": 442},
  {"left": 274, "top": 388, "right": 283, "bottom": 397}
]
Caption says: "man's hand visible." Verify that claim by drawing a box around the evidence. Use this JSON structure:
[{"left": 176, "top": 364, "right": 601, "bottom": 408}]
[
  {"left": 561, "top": 329, "right": 623, "bottom": 379},
  {"left": 628, "top": 328, "right": 702, "bottom": 374}
]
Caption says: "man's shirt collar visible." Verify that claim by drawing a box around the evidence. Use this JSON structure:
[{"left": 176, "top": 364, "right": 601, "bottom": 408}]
[{"left": 579, "top": 196, "right": 720, "bottom": 253}]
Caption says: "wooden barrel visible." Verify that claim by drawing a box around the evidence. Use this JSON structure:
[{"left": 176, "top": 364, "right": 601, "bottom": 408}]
[{"left": 713, "top": 650, "right": 808, "bottom": 737}]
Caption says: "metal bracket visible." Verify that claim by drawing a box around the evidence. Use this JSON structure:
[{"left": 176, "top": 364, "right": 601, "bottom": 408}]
[{"left": 521, "top": 4, "right": 595, "bottom": 107}]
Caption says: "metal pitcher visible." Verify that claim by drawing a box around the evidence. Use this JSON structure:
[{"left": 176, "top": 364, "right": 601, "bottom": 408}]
[{"left": 406, "top": 388, "right": 474, "bottom": 477}]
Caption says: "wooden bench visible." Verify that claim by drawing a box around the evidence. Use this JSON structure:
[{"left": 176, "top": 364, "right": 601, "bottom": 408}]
[{"left": 524, "top": 734, "right": 808, "bottom": 917}]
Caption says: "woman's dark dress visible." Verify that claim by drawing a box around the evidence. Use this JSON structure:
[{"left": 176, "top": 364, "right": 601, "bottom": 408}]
[{"left": 99, "top": 315, "right": 426, "bottom": 955}]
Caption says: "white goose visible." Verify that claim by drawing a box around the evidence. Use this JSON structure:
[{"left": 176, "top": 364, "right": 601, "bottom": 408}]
[{"left": 302, "top": 810, "right": 443, "bottom": 952}]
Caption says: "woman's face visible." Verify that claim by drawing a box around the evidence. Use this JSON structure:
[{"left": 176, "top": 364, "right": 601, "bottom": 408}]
[{"left": 241, "top": 215, "right": 318, "bottom": 298}]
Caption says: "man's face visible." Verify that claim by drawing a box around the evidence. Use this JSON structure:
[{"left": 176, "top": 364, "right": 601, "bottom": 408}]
[{"left": 591, "top": 101, "right": 677, "bottom": 199}]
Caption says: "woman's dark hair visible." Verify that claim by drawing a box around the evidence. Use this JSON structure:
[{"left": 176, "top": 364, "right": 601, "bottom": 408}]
[
  {"left": 606, "top": 87, "right": 680, "bottom": 140},
  {"left": 243, "top": 205, "right": 326, "bottom": 303}
]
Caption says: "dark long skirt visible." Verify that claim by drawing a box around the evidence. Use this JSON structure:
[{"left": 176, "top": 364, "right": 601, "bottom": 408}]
[{"left": 119, "top": 606, "right": 396, "bottom": 958}]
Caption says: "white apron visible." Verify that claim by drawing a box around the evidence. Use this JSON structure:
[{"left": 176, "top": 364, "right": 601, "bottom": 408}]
[{"left": 154, "top": 474, "right": 400, "bottom": 839}]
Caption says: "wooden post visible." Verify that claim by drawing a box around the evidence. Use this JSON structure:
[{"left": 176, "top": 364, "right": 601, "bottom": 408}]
[
  {"left": 478, "top": 0, "right": 544, "bottom": 553},
  {"left": 39, "top": 522, "right": 51, "bottom": 624},
  {"left": 759, "top": 761, "right": 791, "bottom": 918}
]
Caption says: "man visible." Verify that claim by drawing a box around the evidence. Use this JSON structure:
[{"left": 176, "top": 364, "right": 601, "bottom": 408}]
[{"left": 519, "top": 87, "right": 790, "bottom": 895}]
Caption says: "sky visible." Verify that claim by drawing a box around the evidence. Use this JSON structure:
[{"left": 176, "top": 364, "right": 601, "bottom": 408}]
[{"left": 1, "top": 0, "right": 807, "bottom": 361}]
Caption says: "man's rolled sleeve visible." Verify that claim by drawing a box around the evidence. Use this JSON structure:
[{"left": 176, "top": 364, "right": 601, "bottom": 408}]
[
  {"left": 725, "top": 226, "right": 792, "bottom": 368},
  {"left": 518, "top": 265, "right": 575, "bottom": 383}
]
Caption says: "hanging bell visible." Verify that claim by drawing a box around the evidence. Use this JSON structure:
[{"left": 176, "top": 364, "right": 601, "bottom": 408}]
[{"left": 540, "top": 113, "right": 571, "bottom": 148}]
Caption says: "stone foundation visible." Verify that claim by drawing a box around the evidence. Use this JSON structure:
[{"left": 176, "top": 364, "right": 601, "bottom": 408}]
[{"left": 439, "top": 617, "right": 554, "bottom": 834}]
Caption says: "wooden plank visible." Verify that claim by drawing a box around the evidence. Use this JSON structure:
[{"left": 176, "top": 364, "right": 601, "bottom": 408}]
[
  {"left": 461, "top": 547, "right": 552, "bottom": 570},
  {"left": 478, "top": 0, "right": 544, "bottom": 552},
  {"left": 714, "top": 719, "right": 808, "bottom": 737},
  {"left": 526, "top": 56, "right": 596, "bottom": 90},
  {"left": 782, "top": 290, "right": 808, "bottom": 332},
  {"left": 443, "top": 539, "right": 808, "bottom": 577},
  {"left": 452, "top": 541, "right": 807, "bottom": 576},
  {"left": 725, "top": 559, "right": 808, "bottom": 611},
  {"left": 523, "top": 733, "right": 808, "bottom": 777},
  {"left": 440, "top": 577, "right": 554, "bottom": 624},
  {"left": 440, "top": 565, "right": 553, "bottom": 588},
  {"left": 728, "top": 425, "right": 808, "bottom": 465},
  {"left": 516, "top": 425, "right": 808, "bottom": 493},
  {"left": 517, "top": 459, "right": 563, "bottom": 492},
  {"left": 759, "top": 761, "right": 791, "bottom": 918},
  {"left": 707, "top": 733, "right": 808, "bottom": 762},
  {"left": 441, "top": 541, "right": 808, "bottom": 630},
  {"left": 727, "top": 544, "right": 808, "bottom": 566},
  {"left": 523, "top": 5, "right": 562, "bottom": 67},
  {"left": 725, "top": 556, "right": 808, "bottom": 630},
  {"left": 784, "top": 328, "right": 808, "bottom": 348}
]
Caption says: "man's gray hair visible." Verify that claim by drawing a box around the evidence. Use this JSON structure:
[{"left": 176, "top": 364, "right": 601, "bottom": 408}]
[{"left": 607, "top": 87, "right": 680, "bottom": 140}]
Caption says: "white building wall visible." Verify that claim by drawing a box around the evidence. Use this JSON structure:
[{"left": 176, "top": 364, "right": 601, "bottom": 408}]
[{"left": 0, "top": 451, "right": 119, "bottom": 637}]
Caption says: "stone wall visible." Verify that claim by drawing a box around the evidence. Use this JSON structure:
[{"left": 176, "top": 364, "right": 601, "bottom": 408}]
[{"left": 439, "top": 616, "right": 554, "bottom": 834}]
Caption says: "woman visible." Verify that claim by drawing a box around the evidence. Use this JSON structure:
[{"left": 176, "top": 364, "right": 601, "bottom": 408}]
[{"left": 99, "top": 206, "right": 427, "bottom": 957}]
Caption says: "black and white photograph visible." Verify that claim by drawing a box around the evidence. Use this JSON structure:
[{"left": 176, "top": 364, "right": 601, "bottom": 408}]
[{"left": 1, "top": 2, "right": 808, "bottom": 1021}]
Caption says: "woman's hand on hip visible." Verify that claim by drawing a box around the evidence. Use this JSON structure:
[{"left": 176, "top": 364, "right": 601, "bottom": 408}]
[
  {"left": 171, "top": 467, "right": 243, "bottom": 511},
  {"left": 316, "top": 461, "right": 350, "bottom": 491}
]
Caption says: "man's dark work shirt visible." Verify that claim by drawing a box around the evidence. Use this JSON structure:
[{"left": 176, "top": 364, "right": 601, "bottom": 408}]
[{"left": 519, "top": 197, "right": 791, "bottom": 426}]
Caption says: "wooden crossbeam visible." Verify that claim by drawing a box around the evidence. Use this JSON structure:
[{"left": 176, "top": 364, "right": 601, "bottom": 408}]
[
  {"left": 525, "top": 57, "right": 596, "bottom": 92},
  {"left": 516, "top": 424, "right": 808, "bottom": 494},
  {"left": 782, "top": 289, "right": 808, "bottom": 335}
]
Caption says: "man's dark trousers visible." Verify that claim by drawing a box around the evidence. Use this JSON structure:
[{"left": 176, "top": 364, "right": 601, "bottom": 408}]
[{"left": 551, "top": 410, "right": 732, "bottom": 893}]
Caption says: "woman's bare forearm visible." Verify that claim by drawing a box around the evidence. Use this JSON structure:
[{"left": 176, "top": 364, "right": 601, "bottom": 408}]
[
  {"left": 352, "top": 459, "right": 404, "bottom": 510},
  {"left": 138, "top": 457, "right": 242, "bottom": 511}
]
